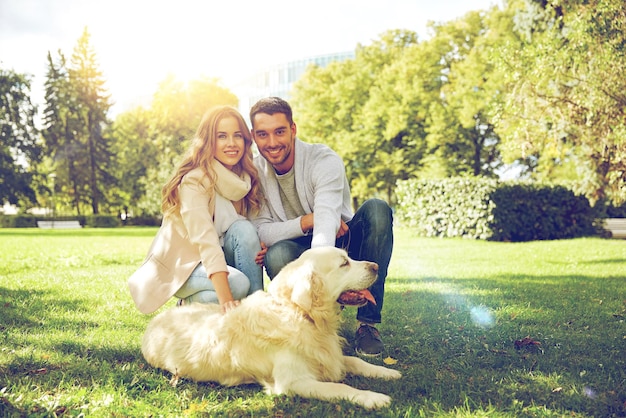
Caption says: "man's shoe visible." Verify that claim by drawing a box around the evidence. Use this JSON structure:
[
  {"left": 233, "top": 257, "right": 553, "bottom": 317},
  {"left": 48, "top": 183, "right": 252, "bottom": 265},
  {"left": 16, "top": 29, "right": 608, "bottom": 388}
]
[{"left": 355, "top": 324, "right": 384, "bottom": 356}]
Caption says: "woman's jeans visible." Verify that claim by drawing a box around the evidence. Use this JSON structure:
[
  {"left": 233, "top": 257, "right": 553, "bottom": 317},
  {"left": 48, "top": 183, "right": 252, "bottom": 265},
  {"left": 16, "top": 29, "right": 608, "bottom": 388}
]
[
  {"left": 174, "top": 220, "right": 263, "bottom": 304},
  {"left": 263, "top": 199, "right": 393, "bottom": 324}
]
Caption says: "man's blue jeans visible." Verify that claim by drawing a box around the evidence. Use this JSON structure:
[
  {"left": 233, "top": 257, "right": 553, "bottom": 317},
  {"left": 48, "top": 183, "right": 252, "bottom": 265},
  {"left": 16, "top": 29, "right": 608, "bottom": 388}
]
[{"left": 263, "top": 198, "right": 393, "bottom": 324}]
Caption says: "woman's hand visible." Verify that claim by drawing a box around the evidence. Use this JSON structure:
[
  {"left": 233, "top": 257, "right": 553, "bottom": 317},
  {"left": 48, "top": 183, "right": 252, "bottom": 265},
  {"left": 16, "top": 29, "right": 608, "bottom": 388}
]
[
  {"left": 210, "top": 271, "right": 240, "bottom": 313},
  {"left": 221, "top": 299, "right": 240, "bottom": 313}
]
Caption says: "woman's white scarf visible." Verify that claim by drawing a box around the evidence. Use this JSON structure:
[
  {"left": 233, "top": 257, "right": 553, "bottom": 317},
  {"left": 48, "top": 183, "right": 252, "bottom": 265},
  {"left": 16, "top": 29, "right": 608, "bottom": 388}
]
[{"left": 211, "top": 160, "right": 251, "bottom": 244}]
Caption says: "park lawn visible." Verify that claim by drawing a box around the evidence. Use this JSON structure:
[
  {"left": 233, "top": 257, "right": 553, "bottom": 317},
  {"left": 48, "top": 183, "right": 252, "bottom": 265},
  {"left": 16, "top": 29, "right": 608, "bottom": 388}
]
[{"left": 0, "top": 227, "right": 624, "bottom": 417}]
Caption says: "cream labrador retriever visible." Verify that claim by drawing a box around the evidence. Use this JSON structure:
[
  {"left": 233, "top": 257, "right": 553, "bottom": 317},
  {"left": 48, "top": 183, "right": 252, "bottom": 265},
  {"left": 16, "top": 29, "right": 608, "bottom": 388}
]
[{"left": 141, "top": 247, "right": 401, "bottom": 409}]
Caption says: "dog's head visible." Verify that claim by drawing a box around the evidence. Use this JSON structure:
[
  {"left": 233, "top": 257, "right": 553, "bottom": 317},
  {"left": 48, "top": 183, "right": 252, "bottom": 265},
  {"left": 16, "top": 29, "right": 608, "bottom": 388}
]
[{"left": 268, "top": 247, "right": 378, "bottom": 317}]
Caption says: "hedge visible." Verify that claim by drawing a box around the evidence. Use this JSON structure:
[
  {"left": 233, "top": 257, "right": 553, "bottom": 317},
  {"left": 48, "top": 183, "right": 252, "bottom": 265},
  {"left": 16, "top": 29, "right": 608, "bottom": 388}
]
[
  {"left": 1, "top": 215, "right": 118, "bottom": 228},
  {"left": 0, "top": 215, "right": 86, "bottom": 228},
  {"left": 0, "top": 214, "right": 161, "bottom": 228},
  {"left": 602, "top": 201, "right": 626, "bottom": 218},
  {"left": 395, "top": 177, "right": 599, "bottom": 242}
]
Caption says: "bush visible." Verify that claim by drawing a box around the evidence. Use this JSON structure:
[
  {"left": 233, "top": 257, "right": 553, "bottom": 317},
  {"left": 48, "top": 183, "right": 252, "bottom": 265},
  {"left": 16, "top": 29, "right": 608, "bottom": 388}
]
[
  {"left": 123, "top": 215, "right": 162, "bottom": 226},
  {"left": 0, "top": 213, "right": 163, "bottom": 228},
  {"left": 0, "top": 215, "right": 38, "bottom": 228},
  {"left": 490, "top": 184, "right": 597, "bottom": 241},
  {"left": 605, "top": 202, "right": 626, "bottom": 218},
  {"left": 396, "top": 177, "right": 597, "bottom": 241},
  {"left": 396, "top": 177, "right": 498, "bottom": 240},
  {"left": 85, "top": 215, "right": 121, "bottom": 228}
]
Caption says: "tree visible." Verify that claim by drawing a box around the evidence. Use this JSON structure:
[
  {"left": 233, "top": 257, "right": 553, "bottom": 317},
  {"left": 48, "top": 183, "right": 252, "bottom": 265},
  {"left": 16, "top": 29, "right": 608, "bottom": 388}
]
[
  {"left": 293, "top": 24, "right": 506, "bottom": 205},
  {"left": 492, "top": 0, "right": 626, "bottom": 204},
  {"left": 42, "top": 27, "right": 113, "bottom": 215},
  {"left": 106, "top": 106, "right": 157, "bottom": 218},
  {"left": 0, "top": 68, "right": 41, "bottom": 207},
  {"left": 293, "top": 30, "right": 423, "bottom": 206},
  {"left": 42, "top": 50, "right": 82, "bottom": 213},
  {"left": 110, "top": 75, "right": 238, "bottom": 216},
  {"left": 69, "top": 27, "right": 113, "bottom": 214},
  {"left": 425, "top": 10, "right": 504, "bottom": 178}
]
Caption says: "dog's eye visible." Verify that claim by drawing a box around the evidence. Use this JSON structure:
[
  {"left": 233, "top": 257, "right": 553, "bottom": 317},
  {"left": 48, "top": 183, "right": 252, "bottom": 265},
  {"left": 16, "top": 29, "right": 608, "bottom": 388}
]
[{"left": 340, "top": 259, "right": 350, "bottom": 268}]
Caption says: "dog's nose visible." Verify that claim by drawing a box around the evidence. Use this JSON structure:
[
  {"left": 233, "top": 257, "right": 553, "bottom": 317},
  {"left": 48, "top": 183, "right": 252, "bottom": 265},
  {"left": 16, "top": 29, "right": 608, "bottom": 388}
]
[{"left": 369, "top": 263, "right": 378, "bottom": 274}]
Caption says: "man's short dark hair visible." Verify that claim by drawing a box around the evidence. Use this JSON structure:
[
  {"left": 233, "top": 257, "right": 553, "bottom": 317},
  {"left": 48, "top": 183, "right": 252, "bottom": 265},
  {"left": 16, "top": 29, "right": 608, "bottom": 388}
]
[{"left": 250, "top": 97, "right": 294, "bottom": 127}]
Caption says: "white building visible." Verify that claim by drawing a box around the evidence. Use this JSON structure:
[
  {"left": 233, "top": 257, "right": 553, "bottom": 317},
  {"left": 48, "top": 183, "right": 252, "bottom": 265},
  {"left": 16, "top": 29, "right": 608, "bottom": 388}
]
[{"left": 233, "top": 51, "right": 355, "bottom": 118}]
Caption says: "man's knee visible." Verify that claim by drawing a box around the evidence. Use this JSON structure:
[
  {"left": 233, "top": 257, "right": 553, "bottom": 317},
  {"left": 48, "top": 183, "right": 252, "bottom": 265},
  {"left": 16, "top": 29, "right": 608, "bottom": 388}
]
[
  {"left": 361, "top": 198, "right": 391, "bottom": 215},
  {"left": 360, "top": 199, "right": 393, "bottom": 229}
]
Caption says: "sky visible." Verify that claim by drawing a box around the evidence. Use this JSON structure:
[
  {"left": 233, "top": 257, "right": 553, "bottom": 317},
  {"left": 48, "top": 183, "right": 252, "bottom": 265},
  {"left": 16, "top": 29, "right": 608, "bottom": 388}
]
[{"left": 0, "top": 0, "right": 500, "bottom": 115}]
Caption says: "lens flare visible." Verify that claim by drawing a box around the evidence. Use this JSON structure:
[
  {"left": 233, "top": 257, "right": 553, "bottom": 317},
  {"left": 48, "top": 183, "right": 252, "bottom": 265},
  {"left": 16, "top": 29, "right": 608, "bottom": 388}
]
[{"left": 470, "top": 305, "right": 495, "bottom": 328}]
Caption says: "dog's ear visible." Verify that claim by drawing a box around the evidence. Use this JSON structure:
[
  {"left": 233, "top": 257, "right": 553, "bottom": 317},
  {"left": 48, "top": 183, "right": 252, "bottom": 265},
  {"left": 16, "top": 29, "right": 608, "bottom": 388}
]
[
  {"left": 269, "top": 255, "right": 322, "bottom": 312},
  {"left": 291, "top": 272, "right": 314, "bottom": 312},
  {"left": 268, "top": 257, "right": 301, "bottom": 301},
  {"left": 291, "top": 260, "right": 324, "bottom": 312}
]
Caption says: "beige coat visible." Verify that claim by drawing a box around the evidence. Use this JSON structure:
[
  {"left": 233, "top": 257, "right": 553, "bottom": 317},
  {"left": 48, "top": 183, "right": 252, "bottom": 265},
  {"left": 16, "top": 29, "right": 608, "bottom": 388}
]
[{"left": 128, "top": 162, "right": 251, "bottom": 314}]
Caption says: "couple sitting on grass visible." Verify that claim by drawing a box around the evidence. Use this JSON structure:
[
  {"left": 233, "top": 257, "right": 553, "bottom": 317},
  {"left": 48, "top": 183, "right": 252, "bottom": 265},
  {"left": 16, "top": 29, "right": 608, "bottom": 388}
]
[{"left": 128, "top": 97, "right": 393, "bottom": 357}]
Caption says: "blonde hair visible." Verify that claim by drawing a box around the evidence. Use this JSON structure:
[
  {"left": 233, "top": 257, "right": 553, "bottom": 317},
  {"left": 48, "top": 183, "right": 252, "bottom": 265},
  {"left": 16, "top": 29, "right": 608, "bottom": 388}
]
[{"left": 161, "top": 105, "right": 261, "bottom": 217}]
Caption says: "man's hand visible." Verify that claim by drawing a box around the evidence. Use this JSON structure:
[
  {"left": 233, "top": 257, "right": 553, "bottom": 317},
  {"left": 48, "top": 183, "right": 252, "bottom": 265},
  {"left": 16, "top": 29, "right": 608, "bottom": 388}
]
[
  {"left": 300, "top": 213, "right": 314, "bottom": 235},
  {"left": 302, "top": 212, "right": 348, "bottom": 238},
  {"left": 255, "top": 242, "right": 267, "bottom": 266},
  {"left": 336, "top": 219, "right": 349, "bottom": 238}
]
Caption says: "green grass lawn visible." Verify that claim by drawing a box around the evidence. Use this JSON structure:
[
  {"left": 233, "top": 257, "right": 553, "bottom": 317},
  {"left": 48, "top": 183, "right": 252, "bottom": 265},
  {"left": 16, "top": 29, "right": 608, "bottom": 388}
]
[{"left": 0, "top": 227, "right": 625, "bottom": 417}]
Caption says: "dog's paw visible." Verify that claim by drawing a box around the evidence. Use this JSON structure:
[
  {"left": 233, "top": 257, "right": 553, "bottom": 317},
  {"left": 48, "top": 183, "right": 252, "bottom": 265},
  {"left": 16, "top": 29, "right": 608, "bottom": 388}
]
[
  {"left": 368, "top": 365, "right": 401, "bottom": 380},
  {"left": 354, "top": 390, "right": 392, "bottom": 409},
  {"left": 380, "top": 368, "right": 402, "bottom": 380}
]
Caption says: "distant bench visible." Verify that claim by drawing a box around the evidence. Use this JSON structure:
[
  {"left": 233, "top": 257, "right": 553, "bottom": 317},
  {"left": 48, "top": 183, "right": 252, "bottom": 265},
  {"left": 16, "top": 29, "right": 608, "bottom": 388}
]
[
  {"left": 37, "top": 220, "right": 82, "bottom": 229},
  {"left": 603, "top": 218, "right": 626, "bottom": 239}
]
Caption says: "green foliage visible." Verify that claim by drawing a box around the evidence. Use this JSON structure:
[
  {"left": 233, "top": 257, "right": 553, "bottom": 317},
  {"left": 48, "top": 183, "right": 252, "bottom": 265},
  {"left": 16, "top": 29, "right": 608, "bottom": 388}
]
[
  {"left": 42, "top": 27, "right": 113, "bottom": 216},
  {"left": 292, "top": 16, "right": 509, "bottom": 206},
  {"left": 123, "top": 215, "right": 162, "bottom": 226},
  {"left": 0, "top": 68, "right": 41, "bottom": 206},
  {"left": 0, "top": 215, "right": 89, "bottom": 228},
  {"left": 105, "top": 106, "right": 158, "bottom": 216},
  {"left": 396, "top": 177, "right": 499, "bottom": 240},
  {"left": 41, "top": 38, "right": 238, "bottom": 218},
  {"left": 5, "top": 0, "right": 626, "bottom": 218},
  {"left": 0, "top": 214, "right": 37, "bottom": 228},
  {"left": 606, "top": 205, "right": 626, "bottom": 218},
  {"left": 85, "top": 214, "right": 121, "bottom": 228},
  {"left": 290, "top": 1, "right": 625, "bottom": 208},
  {"left": 424, "top": 10, "right": 504, "bottom": 178},
  {"left": 490, "top": 183, "right": 598, "bottom": 241},
  {"left": 0, "top": 213, "right": 157, "bottom": 228},
  {"left": 491, "top": 0, "right": 626, "bottom": 204},
  {"left": 293, "top": 30, "right": 426, "bottom": 206},
  {"left": 110, "top": 76, "right": 238, "bottom": 216},
  {"left": 596, "top": 199, "right": 626, "bottom": 218},
  {"left": 396, "top": 177, "right": 597, "bottom": 241}
]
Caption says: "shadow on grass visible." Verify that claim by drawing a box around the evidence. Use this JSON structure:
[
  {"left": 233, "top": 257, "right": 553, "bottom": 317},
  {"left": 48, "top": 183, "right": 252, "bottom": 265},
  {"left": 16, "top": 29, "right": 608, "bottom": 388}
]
[
  {"left": 0, "top": 286, "right": 143, "bottom": 375},
  {"left": 0, "top": 286, "right": 92, "bottom": 328},
  {"left": 382, "top": 276, "right": 626, "bottom": 417},
  {"left": 2, "top": 269, "right": 624, "bottom": 417}
]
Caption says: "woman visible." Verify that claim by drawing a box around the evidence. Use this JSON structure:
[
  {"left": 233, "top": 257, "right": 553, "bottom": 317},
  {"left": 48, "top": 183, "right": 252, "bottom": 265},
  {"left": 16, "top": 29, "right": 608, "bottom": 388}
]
[{"left": 128, "top": 105, "right": 263, "bottom": 314}]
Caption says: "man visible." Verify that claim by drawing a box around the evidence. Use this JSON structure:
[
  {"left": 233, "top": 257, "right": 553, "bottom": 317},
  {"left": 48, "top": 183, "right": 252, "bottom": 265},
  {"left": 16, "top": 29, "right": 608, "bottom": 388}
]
[{"left": 249, "top": 97, "right": 394, "bottom": 356}]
